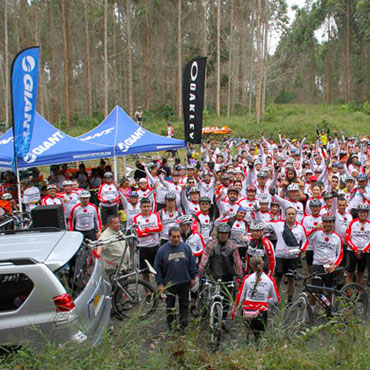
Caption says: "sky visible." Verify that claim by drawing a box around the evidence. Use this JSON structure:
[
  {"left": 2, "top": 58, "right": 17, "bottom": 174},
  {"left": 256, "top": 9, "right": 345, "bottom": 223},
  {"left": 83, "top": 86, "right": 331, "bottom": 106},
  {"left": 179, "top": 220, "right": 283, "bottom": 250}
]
[{"left": 270, "top": 0, "right": 307, "bottom": 54}]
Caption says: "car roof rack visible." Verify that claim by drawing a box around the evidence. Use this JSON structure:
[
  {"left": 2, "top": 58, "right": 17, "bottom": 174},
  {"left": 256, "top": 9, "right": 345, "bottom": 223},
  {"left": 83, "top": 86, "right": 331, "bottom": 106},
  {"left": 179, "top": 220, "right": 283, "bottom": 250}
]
[{"left": 0, "top": 227, "right": 63, "bottom": 235}]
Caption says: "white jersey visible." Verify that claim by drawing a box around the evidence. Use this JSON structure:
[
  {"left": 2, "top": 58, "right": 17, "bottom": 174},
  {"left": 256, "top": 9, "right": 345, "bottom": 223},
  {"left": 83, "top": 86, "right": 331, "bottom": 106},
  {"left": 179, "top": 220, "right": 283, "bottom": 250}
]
[
  {"left": 134, "top": 212, "right": 162, "bottom": 247},
  {"left": 41, "top": 195, "right": 64, "bottom": 212},
  {"left": 158, "top": 208, "right": 183, "bottom": 240},
  {"left": 237, "top": 197, "right": 258, "bottom": 222},
  {"left": 273, "top": 195, "right": 304, "bottom": 223},
  {"left": 345, "top": 219, "right": 370, "bottom": 252},
  {"left": 302, "top": 214, "right": 322, "bottom": 251},
  {"left": 136, "top": 187, "right": 157, "bottom": 211},
  {"left": 334, "top": 211, "right": 352, "bottom": 240},
  {"left": 60, "top": 191, "right": 80, "bottom": 219},
  {"left": 183, "top": 232, "right": 205, "bottom": 257},
  {"left": 119, "top": 193, "right": 141, "bottom": 227},
  {"left": 199, "top": 179, "right": 215, "bottom": 201},
  {"left": 181, "top": 190, "right": 200, "bottom": 215},
  {"left": 217, "top": 195, "right": 239, "bottom": 218},
  {"left": 306, "top": 229, "right": 343, "bottom": 266},
  {"left": 266, "top": 221, "right": 306, "bottom": 259},
  {"left": 97, "top": 183, "right": 120, "bottom": 207},
  {"left": 69, "top": 203, "right": 102, "bottom": 231},
  {"left": 22, "top": 186, "right": 40, "bottom": 212},
  {"left": 194, "top": 211, "right": 213, "bottom": 244}
]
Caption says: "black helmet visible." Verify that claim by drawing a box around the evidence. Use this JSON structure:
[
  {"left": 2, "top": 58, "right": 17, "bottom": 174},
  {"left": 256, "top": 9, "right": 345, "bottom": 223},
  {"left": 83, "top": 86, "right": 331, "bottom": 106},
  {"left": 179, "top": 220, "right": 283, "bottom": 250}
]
[
  {"left": 199, "top": 196, "right": 211, "bottom": 203},
  {"left": 165, "top": 192, "right": 177, "bottom": 200},
  {"left": 322, "top": 212, "right": 336, "bottom": 222},
  {"left": 309, "top": 198, "right": 322, "bottom": 208},
  {"left": 217, "top": 223, "right": 231, "bottom": 233}
]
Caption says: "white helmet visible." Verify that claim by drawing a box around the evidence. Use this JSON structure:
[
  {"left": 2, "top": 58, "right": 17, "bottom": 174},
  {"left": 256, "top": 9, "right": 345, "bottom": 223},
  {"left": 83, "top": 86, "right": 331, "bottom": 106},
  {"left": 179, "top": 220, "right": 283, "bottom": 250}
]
[{"left": 287, "top": 183, "right": 300, "bottom": 192}]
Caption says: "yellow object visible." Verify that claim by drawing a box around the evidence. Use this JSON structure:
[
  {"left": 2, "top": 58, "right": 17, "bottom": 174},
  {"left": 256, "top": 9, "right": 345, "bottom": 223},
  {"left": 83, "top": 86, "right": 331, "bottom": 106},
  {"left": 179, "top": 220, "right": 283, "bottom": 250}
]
[{"left": 118, "top": 209, "right": 127, "bottom": 222}]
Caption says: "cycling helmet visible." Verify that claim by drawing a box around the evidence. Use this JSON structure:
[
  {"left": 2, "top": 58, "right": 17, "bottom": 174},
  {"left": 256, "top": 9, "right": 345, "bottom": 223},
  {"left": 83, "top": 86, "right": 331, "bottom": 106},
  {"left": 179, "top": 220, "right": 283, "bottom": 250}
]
[
  {"left": 217, "top": 223, "right": 231, "bottom": 233},
  {"left": 227, "top": 187, "right": 239, "bottom": 194},
  {"left": 237, "top": 206, "right": 248, "bottom": 213},
  {"left": 249, "top": 220, "right": 265, "bottom": 231},
  {"left": 357, "top": 203, "right": 369, "bottom": 212},
  {"left": 104, "top": 171, "right": 114, "bottom": 178},
  {"left": 80, "top": 190, "right": 91, "bottom": 198},
  {"left": 47, "top": 184, "right": 57, "bottom": 190},
  {"left": 258, "top": 194, "right": 269, "bottom": 203},
  {"left": 309, "top": 198, "right": 322, "bottom": 208},
  {"left": 287, "top": 183, "right": 300, "bottom": 192},
  {"left": 357, "top": 174, "right": 368, "bottom": 182},
  {"left": 165, "top": 192, "right": 177, "bottom": 200},
  {"left": 257, "top": 171, "right": 268, "bottom": 178},
  {"left": 189, "top": 186, "right": 200, "bottom": 194},
  {"left": 1, "top": 193, "right": 12, "bottom": 201},
  {"left": 129, "top": 191, "right": 139, "bottom": 198},
  {"left": 199, "top": 196, "right": 211, "bottom": 203},
  {"left": 62, "top": 180, "right": 73, "bottom": 186},
  {"left": 345, "top": 176, "right": 355, "bottom": 182},
  {"left": 322, "top": 212, "right": 335, "bottom": 222},
  {"left": 178, "top": 215, "right": 193, "bottom": 225},
  {"left": 323, "top": 192, "right": 333, "bottom": 200}
]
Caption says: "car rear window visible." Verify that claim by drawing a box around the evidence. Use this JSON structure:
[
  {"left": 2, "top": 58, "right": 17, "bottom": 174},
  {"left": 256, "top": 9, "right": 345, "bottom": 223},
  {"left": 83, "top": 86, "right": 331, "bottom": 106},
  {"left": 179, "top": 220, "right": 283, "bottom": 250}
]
[
  {"left": 54, "top": 243, "right": 95, "bottom": 299},
  {"left": 0, "top": 273, "right": 34, "bottom": 311}
]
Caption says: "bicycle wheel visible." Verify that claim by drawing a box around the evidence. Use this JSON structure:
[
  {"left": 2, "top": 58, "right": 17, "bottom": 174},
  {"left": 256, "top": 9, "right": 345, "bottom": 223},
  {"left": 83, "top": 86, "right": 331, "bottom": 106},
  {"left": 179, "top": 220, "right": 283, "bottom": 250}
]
[
  {"left": 209, "top": 302, "right": 223, "bottom": 351},
  {"left": 335, "top": 283, "right": 368, "bottom": 321},
  {"left": 284, "top": 297, "right": 314, "bottom": 334},
  {"left": 112, "top": 278, "right": 158, "bottom": 319}
]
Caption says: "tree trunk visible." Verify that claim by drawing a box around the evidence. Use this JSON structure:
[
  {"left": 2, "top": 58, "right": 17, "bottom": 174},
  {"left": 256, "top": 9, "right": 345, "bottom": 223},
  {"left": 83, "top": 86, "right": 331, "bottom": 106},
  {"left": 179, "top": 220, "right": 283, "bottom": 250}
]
[
  {"left": 226, "top": 0, "right": 234, "bottom": 118},
  {"left": 33, "top": 3, "right": 44, "bottom": 117},
  {"left": 216, "top": 0, "right": 221, "bottom": 117},
  {"left": 61, "top": 0, "right": 73, "bottom": 128},
  {"left": 126, "top": 0, "right": 134, "bottom": 117},
  {"left": 261, "top": 0, "right": 269, "bottom": 115},
  {"left": 345, "top": 0, "right": 350, "bottom": 103},
  {"left": 248, "top": 4, "right": 255, "bottom": 116},
  {"left": 103, "top": 0, "right": 109, "bottom": 116},
  {"left": 83, "top": 0, "right": 92, "bottom": 117},
  {"left": 255, "top": 0, "right": 262, "bottom": 123},
  {"left": 203, "top": 0, "right": 208, "bottom": 110},
  {"left": 21, "top": 0, "right": 28, "bottom": 48},
  {"left": 3, "top": 0, "right": 9, "bottom": 126},
  {"left": 176, "top": 0, "right": 182, "bottom": 119},
  {"left": 144, "top": 0, "right": 152, "bottom": 110},
  {"left": 326, "top": 16, "right": 332, "bottom": 104}
]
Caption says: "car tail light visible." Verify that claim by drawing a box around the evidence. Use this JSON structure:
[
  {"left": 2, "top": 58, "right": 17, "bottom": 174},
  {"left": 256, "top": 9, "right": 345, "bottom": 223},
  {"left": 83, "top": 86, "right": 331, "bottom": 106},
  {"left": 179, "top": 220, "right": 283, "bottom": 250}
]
[{"left": 53, "top": 293, "right": 75, "bottom": 312}]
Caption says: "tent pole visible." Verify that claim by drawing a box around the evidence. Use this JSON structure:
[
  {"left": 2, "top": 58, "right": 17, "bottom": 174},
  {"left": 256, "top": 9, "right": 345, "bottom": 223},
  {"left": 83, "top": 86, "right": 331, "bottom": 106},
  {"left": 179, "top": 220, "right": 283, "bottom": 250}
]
[
  {"left": 113, "top": 156, "right": 118, "bottom": 182},
  {"left": 123, "top": 156, "right": 126, "bottom": 177},
  {"left": 15, "top": 162, "right": 22, "bottom": 213}
]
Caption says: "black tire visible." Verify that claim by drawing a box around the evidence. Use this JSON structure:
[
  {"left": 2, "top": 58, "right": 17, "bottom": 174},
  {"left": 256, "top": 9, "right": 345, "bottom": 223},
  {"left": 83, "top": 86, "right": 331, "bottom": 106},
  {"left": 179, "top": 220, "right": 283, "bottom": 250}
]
[
  {"left": 284, "top": 297, "right": 314, "bottom": 334},
  {"left": 210, "top": 302, "right": 223, "bottom": 350},
  {"left": 112, "top": 278, "right": 158, "bottom": 319},
  {"left": 336, "top": 283, "right": 368, "bottom": 320}
]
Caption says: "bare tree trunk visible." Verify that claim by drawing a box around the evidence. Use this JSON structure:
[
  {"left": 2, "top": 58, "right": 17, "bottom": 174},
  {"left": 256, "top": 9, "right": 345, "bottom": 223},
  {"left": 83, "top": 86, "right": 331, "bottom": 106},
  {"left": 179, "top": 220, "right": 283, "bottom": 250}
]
[
  {"left": 103, "top": 0, "right": 109, "bottom": 116},
  {"left": 216, "top": 0, "right": 221, "bottom": 117},
  {"left": 83, "top": 0, "right": 92, "bottom": 117},
  {"left": 226, "top": 0, "right": 234, "bottom": 118},
  {"left": 261, "top": 0, "right": 269, "bottom": 115},
  {"left": 21, "top": 0, "right": 28, "bottom": 48},
  {"left": 326, "top": 16, "right": 332, "bottom": 104},
  {"left": 126, "top": 0, "right": 134, "bottom": 117},
  {"left": 203, "top": 1, "right": 208, "bottom": 110},
  {"left": 61, "top": 0, "right": 73, "bottom": 127},
  {"left": 33, "top": 3, "right": 44, "bottom": 117},
  {"left": 3, "top": 0, "right": 9, "bottom": 126},
  {"left": 176, "top": 0, "right": 182, "bottom": 119},
  {"left": 248, "top": 5, "right": 255, "bottom": 116},
  {"left": 255, "top": 0, "right": 262, "bottom": 123},
  {"left": 345, "top": 0, "right": 350, "bottom": 103},
  {"left": 144, "top": 0, "right": 152, "bottom": 110}
]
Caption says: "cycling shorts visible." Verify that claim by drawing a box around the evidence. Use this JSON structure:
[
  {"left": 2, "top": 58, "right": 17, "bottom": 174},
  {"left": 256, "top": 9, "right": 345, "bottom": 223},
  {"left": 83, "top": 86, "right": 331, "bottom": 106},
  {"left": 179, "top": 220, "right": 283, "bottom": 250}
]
[
  {"left": 346, "top": 251, "right": 368, "bottom": 273},
  {"left": 274, "top": 257, "right": 298, "bottom": 278},
  {"left": 138, "top": 245, "right": 159, "bottom": 270}
]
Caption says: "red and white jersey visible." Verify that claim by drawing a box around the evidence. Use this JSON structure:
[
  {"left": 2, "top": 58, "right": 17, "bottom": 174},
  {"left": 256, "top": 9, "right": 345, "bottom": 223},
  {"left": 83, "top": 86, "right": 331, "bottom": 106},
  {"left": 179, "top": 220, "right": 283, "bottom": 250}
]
[
  {"left": 193, "top": 211, "right": 213, "bottom": 244},
  {"left": 234, "top": 272, "right": 280, "bottom": 312},
  {"left": 255, "top": 210, "right": 272, "bottom": 223},
  {"left": 134, "top": 212, "right": 162, "bottom": 247},
  {"left": 302, "top": 214, "right": 322, "bottom": 251},
  {"left": 60, "top": 191, "right": 80, "bottom": 219},
  {"left": 199, "top": 179, "right": 215, "bottom": 200},
  {"left": 97, "top": 183, "right": 120, "bottom": 207},
  {"left": 69, "top": 203, "right": 102, "bottom": 231},
  {"left": 334, "top": 211, "right": 352, "bottom": 240},
  {"left": 215, "top": 217, "right": 248, "bottom": 248},
  {"left": 273, "top": 195, "right": 304, "bottom": 223},
  {"left": 183, "top": 232, "right": 205, "bottom": 257},
  {"left": 158, "top": 208, "right": 183, "bottom": 240},
  {"left": 237, "top": 197, "right": 258, "bottom": 222},
  {"left": 246, "top": 237, "right": 276, "bottom": 277},
  {"left": 345, "top": 219, "right": 370, "bottom": 253},
  {"left": 136, "top": 187, "right": 157, "bottom": 211},
  {"left": 121, "top": 201, "right": 141, "bottom": 227},
  {"left": 215, "top": 184, "right": 228, "bottom": 201},
  {"left": 41, "top": 195, "right": 65, "bottom": 212},
  {"left": 218, "top": 195, "right": 239, "bottom": 218},
  {"left": 305, "top": 229, "right": 343, "bottom": 266},
  {"left": 181, "top": 190, "right": 200, "bottom": 215},
  {"left": 266, "top": 221, "right": 306, "bottom": 259}
]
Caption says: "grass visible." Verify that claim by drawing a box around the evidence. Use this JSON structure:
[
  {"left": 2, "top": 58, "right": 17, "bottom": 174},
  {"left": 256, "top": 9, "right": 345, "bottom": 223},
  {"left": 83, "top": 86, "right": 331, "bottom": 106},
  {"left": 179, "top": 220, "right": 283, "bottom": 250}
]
[{"left": 64, "top": 103, "right": 370, "bottom": 141}]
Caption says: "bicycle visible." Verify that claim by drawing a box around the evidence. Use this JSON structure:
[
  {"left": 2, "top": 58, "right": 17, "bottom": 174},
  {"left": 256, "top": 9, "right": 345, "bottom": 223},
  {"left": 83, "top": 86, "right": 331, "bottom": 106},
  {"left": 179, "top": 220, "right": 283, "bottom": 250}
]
[
  {"left": 284, "top": 268, "right": 368, "bottom": 334},
  {"left": 86, "top": 225, "right": 158, "bottom": 320},
  {"left": 197, "top": 278, "right": 235, "bottom": 350}
]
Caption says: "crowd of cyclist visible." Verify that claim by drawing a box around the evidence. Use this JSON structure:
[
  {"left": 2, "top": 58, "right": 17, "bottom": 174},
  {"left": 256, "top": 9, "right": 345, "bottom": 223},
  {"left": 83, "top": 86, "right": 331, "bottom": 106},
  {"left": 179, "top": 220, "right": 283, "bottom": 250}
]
[{"left": 1, "top": 126, "right": 370, "bottom": 336}]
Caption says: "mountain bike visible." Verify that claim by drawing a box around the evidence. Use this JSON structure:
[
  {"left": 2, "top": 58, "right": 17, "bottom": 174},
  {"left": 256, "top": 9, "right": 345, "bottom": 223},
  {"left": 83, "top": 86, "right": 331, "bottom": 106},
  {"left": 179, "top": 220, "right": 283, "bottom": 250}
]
[
  {"left": 86, "top": 225, "right": 158, "bottom": 320},
  {"left": 284, "top": 268, "right": 368, "bottom": 334}
]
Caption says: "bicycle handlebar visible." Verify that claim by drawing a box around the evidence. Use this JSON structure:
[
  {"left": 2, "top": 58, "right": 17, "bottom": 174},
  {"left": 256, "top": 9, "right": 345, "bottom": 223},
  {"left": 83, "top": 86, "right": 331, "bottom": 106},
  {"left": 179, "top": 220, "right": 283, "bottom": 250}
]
[
  {"left": 287, "top": 267, "right": 344, "bottom": 281},
  {"left": 200, "top": 277, "right": 236, "bottom": 287}
]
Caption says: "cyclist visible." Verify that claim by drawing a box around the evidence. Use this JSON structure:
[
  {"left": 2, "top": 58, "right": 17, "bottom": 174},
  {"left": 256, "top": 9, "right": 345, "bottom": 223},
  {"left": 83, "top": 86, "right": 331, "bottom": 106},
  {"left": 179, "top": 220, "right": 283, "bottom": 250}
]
[
  {"left": 193, "top": 196, "right": 213, "bottom": 244},
  {"left": 133, "top": 197, "right": 163, "bottom": 284},
  {"left": 217, "top": 187, "right": 240, "bottom": 218},
  {"left": 198, "top": 223, "right": 243, "bottom": 330},
  {"left": 304, "top": 212, "right": 343, "bottom": 312},
  {"left": 60, "top": 180, "right": 80, "bottom": 225},
  {"left": 158, "top": 192, "right": 183, "bottom": 245},
  {"left": 97, "top": 172, "right": 120, "bottom": 225},
  {"left": 181, "top": 186, "right": 200, "bottom": 215},
  {"left": 232, "top": 256, "right": 280, "bottom": 339},
  {"left": 22, "top": 180, "right": 40, "bottom": 213},
  {"left": 178, "top": 215, "right": 205, "bottom": 260},
  {"left": 69, "top": 190, "right": 102, "bottom": 240},
  {"left": 265, "top": 207, "right": 306, "bottom": 304},
  {"left": 345, "top": 203, "right": 370, "bottom": 285},
  {"left": 246, "top": 221, "right": 275, "bottom": 277},
  {"left": 118, "top": 190, "right": 141, "bottom": 228},
  {"left": 41, "top": 184, "right": 64, "bottom": 211}
]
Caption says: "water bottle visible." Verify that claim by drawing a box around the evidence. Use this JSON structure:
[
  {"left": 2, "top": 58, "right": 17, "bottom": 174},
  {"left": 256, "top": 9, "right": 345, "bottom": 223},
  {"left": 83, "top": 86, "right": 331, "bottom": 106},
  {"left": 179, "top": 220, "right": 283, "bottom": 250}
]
[{"left": 321, "top": 294, "right": 331, "bottom": 307}]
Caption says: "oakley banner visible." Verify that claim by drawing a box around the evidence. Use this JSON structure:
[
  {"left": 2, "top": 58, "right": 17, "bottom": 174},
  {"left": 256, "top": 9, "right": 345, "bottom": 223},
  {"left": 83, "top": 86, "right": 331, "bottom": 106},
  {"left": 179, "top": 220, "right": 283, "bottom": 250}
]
[
  {"left": 182, "top": 57, "right": 207, "bottom": 144},
  {"left": 11, "top": 46, "right": 40, "bottom": 158}
]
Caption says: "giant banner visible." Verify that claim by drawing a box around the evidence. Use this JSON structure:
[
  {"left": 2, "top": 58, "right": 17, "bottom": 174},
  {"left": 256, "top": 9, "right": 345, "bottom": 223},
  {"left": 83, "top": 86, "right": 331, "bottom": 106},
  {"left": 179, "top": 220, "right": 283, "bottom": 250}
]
[
  {"left": 11, "top": 46, "right": 40, "bottom": 158},
  {"left": 182, "top": 57, "right": 207, "bottom": 144}
]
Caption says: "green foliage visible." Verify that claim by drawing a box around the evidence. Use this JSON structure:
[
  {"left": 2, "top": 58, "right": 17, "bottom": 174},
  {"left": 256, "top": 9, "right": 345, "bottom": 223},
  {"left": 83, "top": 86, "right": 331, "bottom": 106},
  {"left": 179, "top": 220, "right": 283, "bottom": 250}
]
[
  {"left": 264, "top": 104, "right": 279, "bottom": 121},
  {"left": 274, "top": 90, "right": 296, "bottom": 104},
  {"left": 363, "top": 102, "right": 370, "bottom": 115}
]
